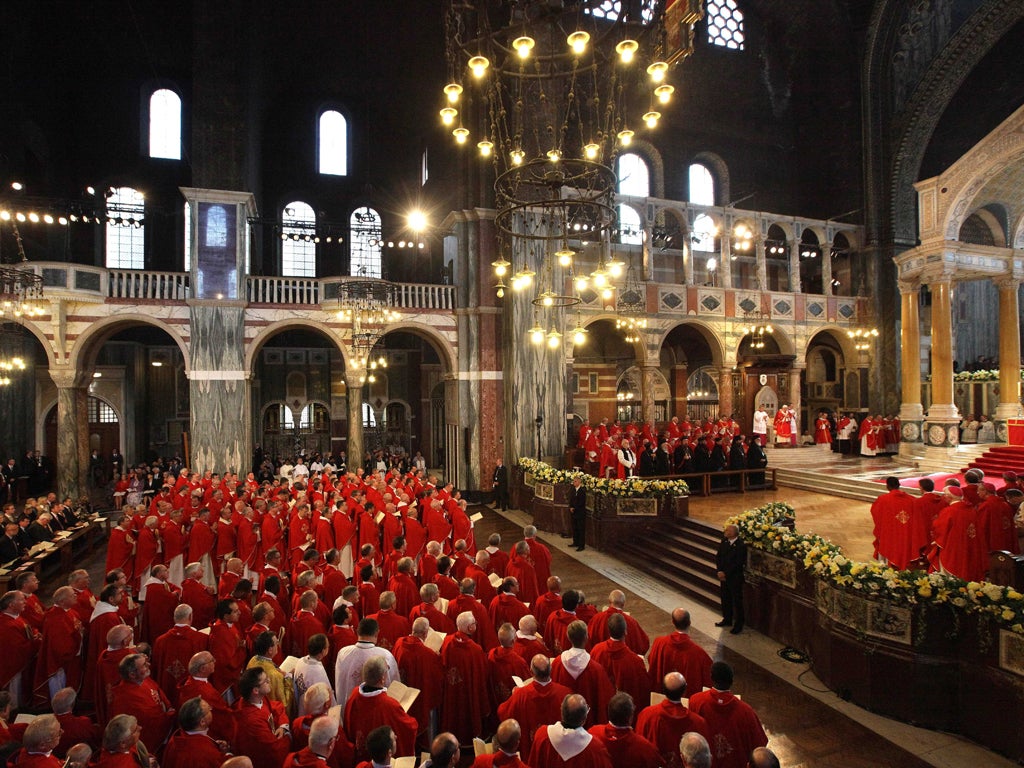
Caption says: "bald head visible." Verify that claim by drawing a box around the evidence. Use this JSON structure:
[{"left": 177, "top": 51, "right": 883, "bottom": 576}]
[
  {"left": 561, "top": 694, "right": 589, "bottom": 729},
  {"left": 495, "top": 719, "right": 521, "bottom": 753},
  {"left": 671, "top": 608, "right": 692, "bottom": 631},
  {"left": 530, "top": 654, "right": 552, "bottom": 682},
  {"left": 608, "top": 590, "right": 626, "bottom": 608},
  {"left": 664, "top": 671, "right": 687, "bottom": 701}
]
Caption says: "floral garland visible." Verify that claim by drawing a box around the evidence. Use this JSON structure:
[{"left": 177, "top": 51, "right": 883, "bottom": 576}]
[
  {"left": 731, "top": 502, "right": 1024, "bottom": 635},
  {"left": 952, "top": 368, "right": 1024, "bottom": 382},
  {"left": 517, "top": 458, "right": 689, "bottom": 498}
]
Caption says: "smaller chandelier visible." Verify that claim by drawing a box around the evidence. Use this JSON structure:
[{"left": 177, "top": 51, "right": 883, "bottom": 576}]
[
  {"left": 336, "top": 279, "right": 400, "bottom": 371},
  {"left": 742, "top": 311, "right": 774, "bottom": 350},
  {"left": 848, "top": 327, "right": 879, "bottom": 351}
]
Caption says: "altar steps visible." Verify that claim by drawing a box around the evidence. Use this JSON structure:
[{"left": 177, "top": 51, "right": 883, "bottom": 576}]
[
  {"left": 773, "top": 468, "right": 897, "bottom": 503},
  {"left": 616, "top": 517, "right": 722, "bottom": 609},
  {"left": 965, "top": 445, "right": 1024, "bottom": 476}
]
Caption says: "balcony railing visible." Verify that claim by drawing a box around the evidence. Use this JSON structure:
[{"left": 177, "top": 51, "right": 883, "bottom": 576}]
[{"left": 108, "top": 270, "right": 190, "bottom": 300}]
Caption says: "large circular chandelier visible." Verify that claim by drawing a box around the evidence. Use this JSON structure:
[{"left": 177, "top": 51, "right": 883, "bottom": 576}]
[{"left": 442, "top": 0, "right": 702, "bottom": 308}]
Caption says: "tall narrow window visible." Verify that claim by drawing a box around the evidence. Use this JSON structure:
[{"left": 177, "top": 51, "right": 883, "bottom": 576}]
[
  {"left": 350, "top": 207, "right": 382, "bottom": 278},
  {"left": 617, "top": 153, "right": 649, "bottom": 245},
  {"left": 689, "top": 163, "right": 716, "bottom": 253},
  {"left": 183, "top": 201, "right": 192, "bottom": 272},
  {"left": 706, "top": 0, "right": 745, "bottom": 50},
  {"left": 282, "top": 201, "right": 317, "bottom": 277},
  {"left": 318, "top": 110, "right": 347, "bottom": 175},
  {"left": 205, "top": 205, "right": 228, "bottom": 248},
  {"left": 149, "top": 89, "right": 182, "bottom": 159},
  {"left": 106, "top": 187, "right": 146, "bottom": 269}
]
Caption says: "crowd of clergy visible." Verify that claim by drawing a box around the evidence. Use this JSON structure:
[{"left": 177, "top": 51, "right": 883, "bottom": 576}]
[
  {"left": 870, "top": 468, "right": 1024, "bottom": 579},
  {"left": 0, "top": 464, "right": 774, "bottom": 768}
]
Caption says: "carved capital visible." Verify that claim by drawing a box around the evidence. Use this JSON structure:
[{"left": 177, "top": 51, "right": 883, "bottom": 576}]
[
  {"left": 48, "top": 367, "right": 86, "bottom": 389},
  {"left": 897, "top": 280, "right": 920, "bottom": 295},
  {"left": 993, "top": 276, "right": 1022, "bottom": 293}
]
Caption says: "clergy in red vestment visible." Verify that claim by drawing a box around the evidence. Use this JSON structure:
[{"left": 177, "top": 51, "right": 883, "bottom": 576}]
[
  {"left": 93, "top": 625, "right": 135, "bottom": 727},
  {"left": 181, "top": 562, "right": 218, "bottom": 630},
  {"left": 647, "top": 609, "right": 713, "bottom": 694},
  {"left": 177, "top": 652, "right": 237, "bottom": 745},
  {"left": 368, "top": 591, "right": 412, "bottom": 652},
  {"left": 551, "top": 621, "right": 612, "bottom": 728},
  {"left": 915, "top": 478, "right": 948, "bottom": 546},
  {"left": 487, "top": 623, "right": 531, "bottom": 709},
  {"left": 32, "top": 587, "right": 85, "bottom": 707},
  {"left": 236, "top": 507, "right": 261, "bottom": 577},
  {"left": 545, "top": 590, "right": 584, "bottom": 655},
  {"left": 83, "top": 584, "right": 127, "bottom": 702},
  {"left": 218, "top": 558, "right": 244, "bottom": 600},
  {"left": 259, "top": 576, "right": 289, "bottom": 635},
  {"left": 870, "top": 477, "right": 920, "bottom": 569},
  {"left": 233, "top": 668, "right": 292, "bottom": 768},
  {"left": 635, "top": 673, "right": 709, "bottom": 768},
  {"left": 432, "top": 558, "right": 461, "bottom": 601},
  {"left": 213, "top": 509, "right": 238, "bottom": 577},
  {"left": 187, "top": 511, "right": 217, "bottom": 588},
  {"left": 15, "top": 572, "right": 46, "bottom": 634},
  {"left": 163, "top": 696, "right": 228, "bottom": 768},
  {"left": 933, "top": 485, "right": 987, "bottom": 581},
  {"left": 587, "top": 692, "right": 662, "bottom": 768},
  {"left": 134, "top": 517, "right": 162, "bottom": 595},
  {"left": 590, "top": 614, "right": 652, "bottom": 715},
  {"left": 387, "top": 557, "right": 420, "bottom": 618},
  {"left": 139, "top": 565, "right": 182, "bottom": 644},
  {"left": 439, "top": 611, "right": 491, "bottom": 743},
  {"left": 512, "top": 615, "right": 550, "bottom": 664},
  {"left": 688, "top": 662, "right": 768, "bottom": 768},
  {"left": 483, "top": 534, "right": 510, "bottom": 578},
  {"left": 0, "top": 590, "right": 41, "bottom": 709},
  {"left": 528, "top": 694, "right": 613, "bottom": 768},
  {"left": 109, "top": 653, "right": 177, "bottom": 754},
  {"left": 505, "top": 542, "right": 540, "bottom": 607},
  {"left": 207, "top": 599, "right": 247, "bottom": 697},
  {"left": 283, "top": 714, "right": 340, "bottom": 768},
  {"left": 403, "top": 512, "right": 427, "bottom": 565},
  {"left": 408, "top": 583, "right": 456, "bottom": 634},
  {"left": 466, "top": 551, "right": 498, "bottom": 606},
  {"left": 321, "top": 551, "right": 348, "bottom": 609},
  {"left": 979, "top": 482, "right": 1020, "bottom": 554},
  {"left": 152, "top": 604, "right": 209, "bottom": 702},
  {"left": 290, "top": 590, "right": 328, "bottom": 657},
  {"left": 445, "top": 580, "right": 498, "bottom": 650},
  {"left": 51, "top": 688, "right": 101, "bottom": 753},
  {"left": 489, "top": 579, "right": 530, "bottom": 633},
  {"left": 325, "top": 606, "right": 358, "bottom": 676},
  {"left": 773, "top": 407, "right": 792, "bottom": 445},
  {"left": 392, "top": 617, "right": 445, "bottom": 750},
  {"left": 106, "top": 516, "right": 136, "bottom": 577},
  {"left": 586, "top": 591, "right": 650, "bottom": 655},
  {"left": 533, "top": 578, "right": 564, "bottom": 636},
  {"left": 343, "top": 657, "right": 417, "bottom": 760},
  {"left": 249, "top": 602, "right": 284, "bottom": 664},
  {"left": 522, "top": 528, "right": 552, "bottom": 589},
  {"left": 423, "top": 500, "right": 452, "bottom": 553},
  {"left": 471, "top": 719, "right": 529, "bottom": 768}
]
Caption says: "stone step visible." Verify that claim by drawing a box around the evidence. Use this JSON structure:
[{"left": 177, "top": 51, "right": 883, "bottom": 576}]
[
  {"left": 617, "top": 539, "right": 721, "bottom": 609},
  {"left": 775, "top": 468, "right": 893, "bottom": 502}
]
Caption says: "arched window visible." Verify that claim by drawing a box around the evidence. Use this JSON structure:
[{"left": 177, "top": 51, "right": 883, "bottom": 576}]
[
  {"left": 319, "top": 110, "right": 348, "bottom": 176},
  {"left": 282, "top": 201, "right": 317, "bottom": 277},
  {"left": 149, "top": 89, "right": 182, "bottom": 159},
  {"left": 362, "top": 402, "right": 377, "bottom": 428},
  {"left": 689, "top": 163, "right": 715, "bottom": 205},
  {"left": 350, "top": 207, "right": 383, "bottom": 278},
  {"left": 106, "top": 187, "right": 146, "bottom": 269},
  {"left": 617, "top": 153, "right": 649, "bottom": 245},
  {"left": 706, "top": 0, "right": 745, "bottom": 50}
]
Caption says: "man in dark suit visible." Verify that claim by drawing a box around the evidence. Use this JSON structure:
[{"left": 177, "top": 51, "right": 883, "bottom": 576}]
[
  {"left": 715, "top": 523, "right": 747, "bottom": 634},
  {"left": 492, "top": 459, "right": 510, "bottom": 511},
  {"left": 26, "top": 512, "right": 55, "bottom": 546},
  {"left": 569, "top": 476, "right": 587, "bottom": 552},
  {"left": 0, "top": 521, "right": 23, "bottom": 563}
]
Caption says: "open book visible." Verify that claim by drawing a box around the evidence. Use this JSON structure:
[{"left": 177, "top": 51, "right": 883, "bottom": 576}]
[
  {"left": 387, "top": 680, "right": 420, "bottom": 712},
  {"left": 279, "top": 655, "right": 302, "bottom": 675},
  {"left": 650, "top": 692, "right": 688, "bottom": 707},
  {"left": 488, "top": 572, "right": 503, "bottom": 588},
  {"left": 424, "top": 629, "right": 446, "bottom": 654},
  {"left": 511, "top": 675, "right": 527, "bottom": 688},
  {"left": 469, "top": 512, "right": 484, "bottom": 523},
  {"left": 473, "top": 738, "right": 494, "bottom": 757}
]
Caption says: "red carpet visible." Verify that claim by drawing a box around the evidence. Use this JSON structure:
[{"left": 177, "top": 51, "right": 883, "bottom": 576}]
[{"left": 965, "top": 445, "right": 1024, "bottom": 475}]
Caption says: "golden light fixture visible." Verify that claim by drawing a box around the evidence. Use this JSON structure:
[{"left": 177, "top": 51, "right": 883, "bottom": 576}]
[
  {"left": 617, "top": 129, "right": 634, "bottom": 146},
  {"left": 513, "top": 36, "right": 536, "bottom": 58},
  {"left": 477, "top": 140, "right": 493, "bottom": 157},
  {"left": 468, "top": 55, "right": 490, "bottom": 78},
  {"left": 555, "top": 246, "right": 574, "bottom": 268},
  {"left": 615, "top": 39, "right": 639, "bottom": 63},
  {"left": 647, "top": 61, "right": 669, "bottom": 82},
  {"left": 439, "top": 107, "right": 457, "bottom": 125},
  {"left": 655, "top": 84, "right": 675, "bottom": 104},
  {"left": 848, "top": 327, "right": 879, "bottom": 351},
  {"left": 443, "top": 82, "right": 463, "bottom": 103},
  {"left": 583, "top": 143, "right": 600, "bottom": 160},
  {"left": 452, "top": 127, "right": 469, "bottom": 143},
  {"left": 567, "top": 30, "right": 590, "bottom": 55},
  {"left": 643, "top": 111, "right": 661, "bottom": 128}
]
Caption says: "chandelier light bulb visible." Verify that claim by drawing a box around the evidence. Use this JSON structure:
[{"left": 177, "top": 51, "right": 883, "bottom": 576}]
[
  {"left": 574, "top": 276, "right": 588, "bottom": 291},
  {"left": 583, "top": 142, "right": 599, "bottom": 160},
  {"left": 643, "top": 111, "right": 661, "bottom": 128},
  {"left": 655, "top": 84, "right": 674, "bottom": 104},
  {"left": 15, "top": 212, "right": 25, "bottom": 222},
  {"left": 0, "top": 211, "right": 9, "bottom": 221},
  {"left": 607, "top": 258, "right": 624, "bottom": 279},
  {"left": 616, "top": 39, "right": 639, "bottom": 63},
  {"left": 511, "top": 149, "right": 525, "bottom": 166},
  {"left": 592, "top": 271, "right": 607, "bottom": 289},
  {"left": 540, "top": 292, "right": 555, "bottom": 307},
  {"left": 617, "top": 129, "right": 634, "bottom": 146},
  {"left": 496, "top": 286, "right": 505, "bottom": 298},
  {"left": 440, "top": 107, "right": 457, "bottom": 125},
  {"left": 547, "top": 148, "right": 562, "bottom": 162},
  {"left": 477, "top": 140, "right": 493, "bottom": 157},
  {"left": 601, "top": 287, "right": 613, "bottom": 301},
  {"left": 491, "top": 257, "right": 510, "bottom": 277},
  {"left": 555, "top": 248, "right": 574, "bottom": 268},
  {"left": 513, "top": 36, "right": 535, "bottom": 58},
  {"left": 468, "top": 55, "right": 490, "bottom": 78},
  {"left": 444, "top": 82, "right": 463, "bottom": 103},
  {"left": 647, "top": 61, "right": 669, "bottom": 82},
  {"left": 452, "top": 127, "right": 469, "bottom": 143},
  {"left": 529, "top": 325, "right": 545, "bottom": 345}
]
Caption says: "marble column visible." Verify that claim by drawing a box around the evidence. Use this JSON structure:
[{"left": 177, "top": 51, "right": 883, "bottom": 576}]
[
  {"left": 719, "top": 232, "right": 732, "bottom": 289},
  {"left": 924, "top": 278, "right": 959, "bottom": 446},
  {"left": 640, "top": 365, "right": 658, "bottom": 425},
  {"left": 188, "top": 304, "right": 250, "bottom": 473},
  {"left": 995, "top": 277, "right": 1023, "bottom": 421},
  {"left": 822, "top": 241, "right": 833, "bottom": 297},
  {"left": 718, "top": 368, "right": 734, "bottom": 418},
  {"left": 755, "top": 238, "right": 767, "bottom": 292},
  {"left": 49, "top": 368, "right": 86, "bottom": 500},
  {"left": 898, "top": 281, "right": 924, "bottom": 444},
  {"left": 788, "top": 238, "right": 801, "bottom": 293},
  {"left": 672, "top": 364, "right": 688, "bottom": 418},
  {"left": 345, "top": 371, "right": 365, "bottom": 465},
  {"left": 789, "top": 368, "right": 803, "bottom": 438},
  {"left": 683, "top": 243, "right": 695, "bottom": 286}
]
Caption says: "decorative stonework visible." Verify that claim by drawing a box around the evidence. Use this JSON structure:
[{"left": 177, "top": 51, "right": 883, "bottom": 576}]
[
  {"left": 535, "top": 481, "right": 555, "bottom": 501},
  {"left": 747, "top": 549, "right": 797, "bottom": 588},
  {"left": 866, "top": 602, "right": 912, "bottom": 645}
]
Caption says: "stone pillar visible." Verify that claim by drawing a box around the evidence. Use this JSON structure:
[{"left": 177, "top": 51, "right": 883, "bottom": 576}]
[
  {"left": 789, "top": 368, "right": 803, "bottom": 439},
  {"left": 640, "top": 365, "right": 658, "bottom": 425},
  {"left": 718, "top": 368, "right": 734, "bottom": 418},
  {"left": 346, "top": 371, "right": 365, "bottom": 465},
  {"left": 788, "top": 238, "right": 801, "bottom": 293},
  {"left": 898, "top": 281, "right": 924, "bottom": 446},
  {"left": 821, "top": 241, "right": 833, "bottom": 297},
  {"left": 995, "top": 277, "right": 1024, "bottom": 425},
  {"left": 50, "top": 368, "right": 86, "bottom": 500},
  {"left": 719, "top": 232, "right": 732, "bottom": 289},
  {"left": 683, "top": 243, "right": 695, "bottom": 286},
  {"left": 672, "top": 364, "right": 688, "bottom": 418},
  {"left": 755, "top": 238, "right": 767, "bottom": 291},
  {"left": 924, "top": 277, "right": 959, "bottom": 447}
]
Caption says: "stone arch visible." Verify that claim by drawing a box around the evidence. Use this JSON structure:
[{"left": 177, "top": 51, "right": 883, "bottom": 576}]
[
  {"left": 6, "top": 317, "right": 56, "bottom": 368},
  {"left": 657, "top": 319, "right": 726, "bottom": 369},
  {"left": 245, "top": 318, "right": 348, "bottom": 373},
  {"left": 802, "top": 326, "right": 859, "bottom": 365},
  {"left": 1012, "top": 210, "right": 1024, "bottom": 249},
  {"left": 960, "top": 206, "right": 1007, "bottom": 246},
  {"left": 572, "top": 314, "right": 646, "bottom": 362},
  {"left": 941, "top": 130, "right": 1024, "bottom": 241},
  {"left": 39, "top": 392, "right": 125, "bottom": 461},
  {"left": 616, "top": 138, "right": 665, "bottom": 198},
  {"left": 689, "top": 151, "right": 731, "bottom": 205},
  {"left": 70, "top": 314, "right": 190, "bottom": 373},
  {"left": 732, "top": 321, "right": 797, "bottom": 360},
  {"left": 375, "top": 321, "right": 456, "bottom": 373}
]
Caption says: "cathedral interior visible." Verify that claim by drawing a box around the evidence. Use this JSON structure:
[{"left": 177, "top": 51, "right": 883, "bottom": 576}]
[{"left": 0, "top": 0, "right": 1022, "bottom": 497}]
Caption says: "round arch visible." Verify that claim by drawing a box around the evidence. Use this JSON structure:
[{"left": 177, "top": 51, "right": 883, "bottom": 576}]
[
  {"left": 245, "top": 318, "right": 348, "bottom": 373},
  {"left": 656, "top": 319, "right": 726, "bottom": 369},
  {"left": 942, "top": 143, "right": 1024, "bottom": 241},
  {"left": 7, "top": 318, "right": 56, "bottom": 368},
  {"left": 802, "top": 326, "right": 860, "bottom": 364},
  {"left": 689, "top": 151, "right": 730, "bottom": 205},
  {"left": 40, "top": 393, "right": 124, "bottom": 468},
  {"left": 960, "top": 206, "right": 1007, "bottom": 246},
  {"left": 375, "top": 321, "right": 456, "bottom": 373},
  {"left": 617, "top": 138, "right": 665, "bottom": 198},
  {"left": 1012, "top": 210, "right": 1024, "bottom": 249},
  {"left": 70, "top": 314, "right": 191, "bottom": 373},
  {"left": 572, "top": 314, "right": 646, "bottom": 361}
]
